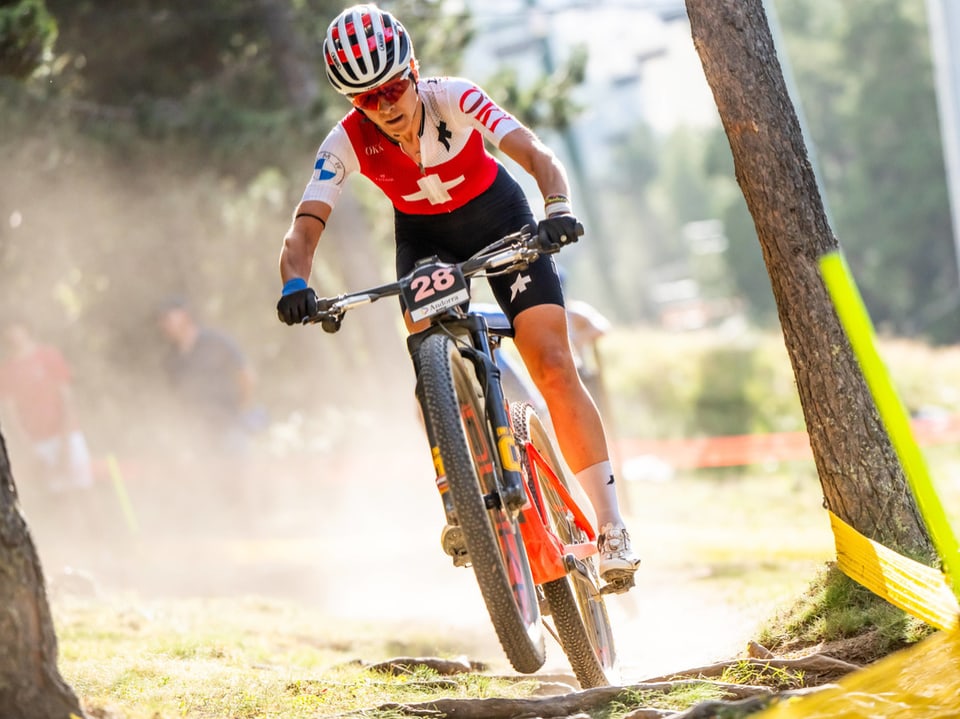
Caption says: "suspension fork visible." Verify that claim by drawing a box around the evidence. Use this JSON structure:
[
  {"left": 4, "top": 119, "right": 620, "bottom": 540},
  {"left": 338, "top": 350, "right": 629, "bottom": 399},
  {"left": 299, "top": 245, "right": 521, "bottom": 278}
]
[
  {"left": 407, "top": 317, "right": 527, "bottom": 513},
  {"left": 462, "top": 324, "right": 527, "bottom": 512},
  {"left": 408, "top": 336, "right": 456, "bottom": 523}
]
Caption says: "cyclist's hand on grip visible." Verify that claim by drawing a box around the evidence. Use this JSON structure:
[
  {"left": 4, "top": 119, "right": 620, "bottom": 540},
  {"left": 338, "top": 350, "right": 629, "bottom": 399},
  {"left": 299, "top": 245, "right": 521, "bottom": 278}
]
[
  {"left": 277, "top": 278, "right": 318, "bottom": 325},
  {"left": 537, "top": 214, "right": 584, "bottom": 252}
]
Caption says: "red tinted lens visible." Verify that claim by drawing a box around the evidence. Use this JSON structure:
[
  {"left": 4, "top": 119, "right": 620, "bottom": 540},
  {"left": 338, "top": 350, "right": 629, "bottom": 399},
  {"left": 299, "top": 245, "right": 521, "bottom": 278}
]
[{"left": 351, "top": 75, "right": 410, "bottom": 110}]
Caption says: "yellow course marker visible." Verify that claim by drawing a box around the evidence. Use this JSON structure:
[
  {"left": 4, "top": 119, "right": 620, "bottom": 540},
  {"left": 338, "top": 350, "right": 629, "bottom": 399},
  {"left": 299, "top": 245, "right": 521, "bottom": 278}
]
[
  {"left": 106, "top": 453, "right": 140, "bottom": 535},
  {"left": 829, "top": 511, "right": 958, "bottom": 631},
  {"left": 819, "top": 250, "right": 960, "bottom": 601}
]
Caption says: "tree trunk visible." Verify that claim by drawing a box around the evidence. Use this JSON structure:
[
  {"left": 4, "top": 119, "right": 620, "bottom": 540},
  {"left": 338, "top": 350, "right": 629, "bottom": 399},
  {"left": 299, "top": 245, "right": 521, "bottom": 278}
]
[
  {"left": 0, "top": 430, "right": 86, "bottom": 718},
  {"left": 684, "top": 0, "right": 935, "bottom": 560}
]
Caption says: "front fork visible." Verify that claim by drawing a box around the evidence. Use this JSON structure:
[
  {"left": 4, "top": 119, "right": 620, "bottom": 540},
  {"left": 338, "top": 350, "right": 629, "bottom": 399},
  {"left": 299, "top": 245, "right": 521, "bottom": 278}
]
[{"left": 408, "top": 319, "right": 528, "bottom": 521}]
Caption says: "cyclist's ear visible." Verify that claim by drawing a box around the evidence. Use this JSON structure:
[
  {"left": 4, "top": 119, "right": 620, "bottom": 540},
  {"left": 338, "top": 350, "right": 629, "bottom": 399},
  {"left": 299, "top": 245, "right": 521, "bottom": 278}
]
[{"left": 410, "top": 58, "right": 420, "bottom": 83}]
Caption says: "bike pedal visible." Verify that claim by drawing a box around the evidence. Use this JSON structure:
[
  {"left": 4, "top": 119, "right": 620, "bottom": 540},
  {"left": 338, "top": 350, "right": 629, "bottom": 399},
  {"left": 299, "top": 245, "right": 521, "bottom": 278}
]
[
  {"left": 599, "top": 573, "right": 636, "bottom": 595},
  {"left": 441, "top": 525, "right": 471, "bottom": 568}
]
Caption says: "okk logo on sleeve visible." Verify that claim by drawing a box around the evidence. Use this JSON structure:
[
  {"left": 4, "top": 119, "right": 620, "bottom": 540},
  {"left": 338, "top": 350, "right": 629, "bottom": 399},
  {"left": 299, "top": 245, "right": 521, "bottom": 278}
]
[{"left": 313, "top": 152, "right": 345, "bottom": 185}]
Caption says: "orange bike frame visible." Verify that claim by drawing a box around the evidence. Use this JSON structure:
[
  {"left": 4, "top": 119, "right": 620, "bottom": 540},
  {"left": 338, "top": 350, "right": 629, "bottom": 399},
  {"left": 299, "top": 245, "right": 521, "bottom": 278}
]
[{"left": 517, "top": 441, "right": 598, "bottom": 585}]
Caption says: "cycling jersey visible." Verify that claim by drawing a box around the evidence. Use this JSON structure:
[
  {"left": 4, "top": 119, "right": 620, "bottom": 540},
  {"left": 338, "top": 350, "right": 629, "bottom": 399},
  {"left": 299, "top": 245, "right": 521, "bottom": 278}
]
[
  {"left": 300, "top": 76, "right": 563, "bottom": 321},
  {"left": 301, "top": 76, "right": 524, "bottom": 214}
]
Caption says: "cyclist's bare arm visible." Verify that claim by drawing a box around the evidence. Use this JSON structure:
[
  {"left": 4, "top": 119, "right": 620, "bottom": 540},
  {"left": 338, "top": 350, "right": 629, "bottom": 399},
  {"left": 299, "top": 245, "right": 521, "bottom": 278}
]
[
  {"left": 280, "top": 200, "right": 332, "bottom": 283},
  {"left": 498, "top": 127, "right": 572, "bottom": 206}
]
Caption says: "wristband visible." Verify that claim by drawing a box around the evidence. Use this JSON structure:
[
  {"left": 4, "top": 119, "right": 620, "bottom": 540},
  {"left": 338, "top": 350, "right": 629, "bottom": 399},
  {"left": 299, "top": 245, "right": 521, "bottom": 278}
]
[
  {"left": 295, "top": 212, "right": 326, "bottom": 228},
  {"left": 282, "top": 277, "right": 308, "bottom": 296},
  {"left": 545, "top": 201, "right": 573, "bottom": 217}
]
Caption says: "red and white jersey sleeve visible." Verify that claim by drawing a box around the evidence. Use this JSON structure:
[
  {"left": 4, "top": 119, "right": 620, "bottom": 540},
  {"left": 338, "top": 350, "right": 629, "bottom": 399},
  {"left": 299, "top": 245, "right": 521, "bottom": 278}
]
[{"left": 300, "top": 77, "right": 524, "bottom": 215}]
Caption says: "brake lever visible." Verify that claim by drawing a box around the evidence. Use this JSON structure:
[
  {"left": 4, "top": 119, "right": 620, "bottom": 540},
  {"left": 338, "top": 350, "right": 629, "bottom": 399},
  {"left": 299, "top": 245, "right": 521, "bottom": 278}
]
[
  {"left": 321, "top": 315, "right": 342, "bottom": 334},
  {"left": 302, "top": 297, "right": 344, "bottom": 333}
]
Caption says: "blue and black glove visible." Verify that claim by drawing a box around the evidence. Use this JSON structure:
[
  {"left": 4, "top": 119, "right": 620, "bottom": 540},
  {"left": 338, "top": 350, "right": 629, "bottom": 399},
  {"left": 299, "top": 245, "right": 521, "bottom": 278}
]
[
  {"left": 277, "top": 278, "right": 318, "bottom": 325},
  {"left": 537, "top": 214, "right": 584, "bottom": 252}
]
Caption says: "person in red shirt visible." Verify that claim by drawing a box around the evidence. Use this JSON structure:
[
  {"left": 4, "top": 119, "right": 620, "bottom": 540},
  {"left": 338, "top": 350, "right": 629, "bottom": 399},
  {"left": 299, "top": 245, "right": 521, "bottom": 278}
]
[
  {"left": 275, "top": 5, "right": 639, "bottom": 584},
  {"left": 0, "top": 322, "right": 93, "bottom": 493}
]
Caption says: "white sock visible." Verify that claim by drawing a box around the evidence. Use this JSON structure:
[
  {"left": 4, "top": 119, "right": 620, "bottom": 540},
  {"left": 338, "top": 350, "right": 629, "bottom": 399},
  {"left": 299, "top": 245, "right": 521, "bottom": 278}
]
[{"left": 574, "top": 460, "right": 623, "bottom": 530}]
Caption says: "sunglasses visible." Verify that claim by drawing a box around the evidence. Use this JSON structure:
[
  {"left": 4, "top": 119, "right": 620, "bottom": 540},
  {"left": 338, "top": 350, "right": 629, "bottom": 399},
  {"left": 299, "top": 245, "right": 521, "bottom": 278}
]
[{"left": 349, "top": 70, "right": 413, "bottom": 111}]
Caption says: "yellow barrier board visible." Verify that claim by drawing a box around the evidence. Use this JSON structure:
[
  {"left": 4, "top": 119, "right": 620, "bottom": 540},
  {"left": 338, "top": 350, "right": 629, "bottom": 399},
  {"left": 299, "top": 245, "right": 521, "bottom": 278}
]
[
  {"left": 753, "top": 629, "right": 960, "bottom": 718},
  {"left": 819, "top": 251, "right": 960, "bottom": 599},
  {"left": 830, "top": 511, "right": 958, "bottom": 632}
]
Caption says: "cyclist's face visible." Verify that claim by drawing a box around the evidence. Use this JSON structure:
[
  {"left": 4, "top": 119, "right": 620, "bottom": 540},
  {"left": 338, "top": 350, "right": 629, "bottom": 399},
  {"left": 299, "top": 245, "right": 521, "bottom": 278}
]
[{"left": 354, "top": 71, "right": 418, "bottom": 137}]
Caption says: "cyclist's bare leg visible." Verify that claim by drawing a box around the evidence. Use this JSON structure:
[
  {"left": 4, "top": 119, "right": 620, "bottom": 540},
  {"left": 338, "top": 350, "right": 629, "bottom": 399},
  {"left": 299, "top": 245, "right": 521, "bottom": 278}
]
[
  {"left": 513, "top": 304, "right": 640, "bottom": 585},
  {"left": 512, "top": 304, "right": 607, "bottom": 473}
]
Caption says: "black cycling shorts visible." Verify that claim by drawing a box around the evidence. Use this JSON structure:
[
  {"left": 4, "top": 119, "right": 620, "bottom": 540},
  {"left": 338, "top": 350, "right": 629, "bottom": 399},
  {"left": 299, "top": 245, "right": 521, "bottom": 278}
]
[{"left": 394, "top": 164, "right": 564, "bottom": 324}]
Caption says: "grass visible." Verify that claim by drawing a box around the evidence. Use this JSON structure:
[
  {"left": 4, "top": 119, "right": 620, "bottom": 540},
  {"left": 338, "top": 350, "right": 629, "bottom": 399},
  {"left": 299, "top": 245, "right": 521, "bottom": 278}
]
[
  {"left": 55, "top": 595, "right": 540, "bottom": 718},
  {"left": 756, "top": 564, "right": 936, "bottom": 658}
]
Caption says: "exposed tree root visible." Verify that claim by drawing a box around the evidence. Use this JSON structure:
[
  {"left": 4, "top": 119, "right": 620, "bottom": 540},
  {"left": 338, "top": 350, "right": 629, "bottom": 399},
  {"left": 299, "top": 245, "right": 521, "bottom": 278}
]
[
  {"left": 652, "top": 685, "right": 836, "bottom": 719},
  {"left": 333, "top": 648, "right": 860, "bottom": 719},
  {"left": 336, "top": 679, "right": 773, "bottom": 719},
  {"left": 638, "top": 649, "right": 860, "bottom": 686}
]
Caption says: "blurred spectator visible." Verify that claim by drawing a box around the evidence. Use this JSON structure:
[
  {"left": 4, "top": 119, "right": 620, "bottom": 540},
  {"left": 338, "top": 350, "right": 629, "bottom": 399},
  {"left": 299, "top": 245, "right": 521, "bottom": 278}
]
[
  {"left": 565, "top": 299, "right": 613, "bottom": 404},
  {"left": 155, "top": 298, "right": 270, "bottom": 531},
  {"left": 156, "top": 297, "right": 266, "bottom": 454},
  {"left": 0, "top": 322, "right": 93, "bottom": 492},
  {"left": 0, "top": 321, "right": 100, "bottom": 565}
]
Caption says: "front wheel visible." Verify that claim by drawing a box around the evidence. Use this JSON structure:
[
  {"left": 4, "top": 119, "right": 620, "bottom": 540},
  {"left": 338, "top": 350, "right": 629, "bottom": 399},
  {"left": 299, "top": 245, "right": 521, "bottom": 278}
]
[
  {"left": 511, "top": 401, "right": 618, "bottom": 688},
  {"left": 419, "top": 334, "right": 545, "bottom": 673}
]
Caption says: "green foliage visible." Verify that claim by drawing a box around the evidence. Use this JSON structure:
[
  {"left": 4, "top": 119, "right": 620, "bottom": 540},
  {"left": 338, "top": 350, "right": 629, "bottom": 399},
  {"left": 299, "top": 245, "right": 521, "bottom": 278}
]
[
  {"left": 771, "top": 0, "right": 956, "bottom": 342},
  {"left": 601, "top": 328, "right": 805, "bottom": 441},
  {"left": 482, "top": 44, "right": 588, "bottom": 132},
  {"left": 601, "top": 326, "right": 960, "bottom": 445},
  {"left": 0, "top": 0, "right": 56, "bottom": 79},
  {"left": 394, "top": 0, "right": 473, "bottom": 77}
]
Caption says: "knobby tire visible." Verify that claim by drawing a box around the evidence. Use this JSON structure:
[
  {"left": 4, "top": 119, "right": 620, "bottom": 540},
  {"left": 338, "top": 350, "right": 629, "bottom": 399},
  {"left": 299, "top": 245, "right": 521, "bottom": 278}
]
[
  {"left": 419, "top": 334, "right": 545, "bottom": 674},
  {"left": 510, "top": 402, "right": 618, "bottom": 688}
]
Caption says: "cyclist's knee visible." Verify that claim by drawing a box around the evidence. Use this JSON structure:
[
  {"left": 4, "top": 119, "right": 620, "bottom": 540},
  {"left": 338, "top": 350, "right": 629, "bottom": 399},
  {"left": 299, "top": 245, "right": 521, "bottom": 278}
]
[{"left": 527, "top": 350, "right": 581, "bottom": 396}]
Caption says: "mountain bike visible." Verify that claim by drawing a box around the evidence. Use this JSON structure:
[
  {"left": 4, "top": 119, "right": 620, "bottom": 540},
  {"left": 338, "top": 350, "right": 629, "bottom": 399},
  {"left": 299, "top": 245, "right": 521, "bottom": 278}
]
[{"left": 304, "top": 227, "right": 620, "bottom": 688}]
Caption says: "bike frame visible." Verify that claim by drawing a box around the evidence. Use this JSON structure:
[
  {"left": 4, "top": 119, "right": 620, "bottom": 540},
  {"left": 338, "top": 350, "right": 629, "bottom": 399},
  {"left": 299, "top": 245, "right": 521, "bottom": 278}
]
[
  {"left": 407, "top": 314, "right": 527, "bottom": 513},
  {"left": 517, "top": 438, "right": 598, "bottom": 585}
]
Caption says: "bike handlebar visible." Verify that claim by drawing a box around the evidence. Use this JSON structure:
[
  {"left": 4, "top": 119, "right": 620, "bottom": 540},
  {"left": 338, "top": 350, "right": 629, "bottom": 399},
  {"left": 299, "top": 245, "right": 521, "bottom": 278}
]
[{"left": 304, "top": 223, "right": 581, "bottom": 333}]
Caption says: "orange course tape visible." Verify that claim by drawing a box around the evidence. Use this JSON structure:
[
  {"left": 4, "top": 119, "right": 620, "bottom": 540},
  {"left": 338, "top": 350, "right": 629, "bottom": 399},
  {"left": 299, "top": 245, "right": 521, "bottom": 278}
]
[{"left": 617, "top": 413, "right": 960, "bottom": 469}]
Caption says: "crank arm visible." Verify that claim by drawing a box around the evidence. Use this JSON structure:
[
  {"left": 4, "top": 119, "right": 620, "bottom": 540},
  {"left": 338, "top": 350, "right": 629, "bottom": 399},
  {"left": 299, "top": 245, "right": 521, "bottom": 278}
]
[{"left": 563, "top": 554, "right": 602, "bottom": 599}]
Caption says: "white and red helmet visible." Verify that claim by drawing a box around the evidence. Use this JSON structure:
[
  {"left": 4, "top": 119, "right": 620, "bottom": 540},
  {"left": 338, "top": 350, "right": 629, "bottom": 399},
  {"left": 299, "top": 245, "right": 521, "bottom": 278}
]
[{"left": 323, "top": 5, "right": 414, "bottom": 95}]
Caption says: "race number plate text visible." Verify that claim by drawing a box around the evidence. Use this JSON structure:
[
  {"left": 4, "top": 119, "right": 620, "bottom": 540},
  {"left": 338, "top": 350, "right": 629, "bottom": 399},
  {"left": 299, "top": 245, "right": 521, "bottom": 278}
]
[{"left": 403, "top": 260, "right": 470, "bottom": 322}]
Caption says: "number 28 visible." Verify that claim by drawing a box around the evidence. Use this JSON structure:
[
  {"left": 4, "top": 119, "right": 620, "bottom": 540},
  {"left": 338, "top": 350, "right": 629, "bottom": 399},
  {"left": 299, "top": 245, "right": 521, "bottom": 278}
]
[{"left": 412, "top": 267, "right": 458, "bottom": 302}]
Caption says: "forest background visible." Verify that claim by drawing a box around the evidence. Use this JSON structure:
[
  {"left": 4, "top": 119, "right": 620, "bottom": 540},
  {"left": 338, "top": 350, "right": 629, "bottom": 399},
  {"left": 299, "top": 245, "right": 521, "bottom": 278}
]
[{"left": 1, "top": 0, "right": 958, "bottom": 513}]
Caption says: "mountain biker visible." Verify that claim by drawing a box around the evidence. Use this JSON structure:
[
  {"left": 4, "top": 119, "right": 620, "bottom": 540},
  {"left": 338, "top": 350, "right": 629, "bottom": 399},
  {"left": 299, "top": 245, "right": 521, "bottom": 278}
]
[{"left": 275, "top": 4, "right": 639, "bottom": 584}]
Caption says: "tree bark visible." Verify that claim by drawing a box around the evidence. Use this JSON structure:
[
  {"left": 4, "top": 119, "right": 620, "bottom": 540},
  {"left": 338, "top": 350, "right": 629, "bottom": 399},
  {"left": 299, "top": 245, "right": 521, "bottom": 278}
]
[
  {"left": 684, "top": 0, "right": 934, "bottom": 559},
  {"left": 0, "top": 431, "right": 86, "bottom": 718}
]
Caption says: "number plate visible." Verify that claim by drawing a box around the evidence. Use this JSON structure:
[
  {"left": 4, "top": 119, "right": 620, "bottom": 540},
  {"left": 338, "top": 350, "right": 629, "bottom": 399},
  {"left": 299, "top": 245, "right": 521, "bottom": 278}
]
[{"left": 402, "top": 260, "right": 470, "bottom": 322}]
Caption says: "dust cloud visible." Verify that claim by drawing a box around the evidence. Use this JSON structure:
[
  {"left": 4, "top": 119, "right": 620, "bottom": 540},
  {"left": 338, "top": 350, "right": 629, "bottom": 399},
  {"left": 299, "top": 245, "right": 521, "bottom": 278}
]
[{"left": 1, "top": 141, "right": 467, "bottom": 617}]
